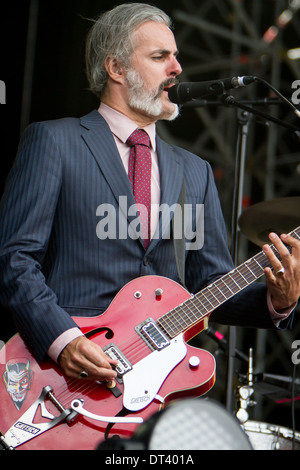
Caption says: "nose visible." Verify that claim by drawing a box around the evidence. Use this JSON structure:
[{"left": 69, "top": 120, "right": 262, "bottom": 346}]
[{"left": 169, "top": 55, "right": 182, "bottom": 78}]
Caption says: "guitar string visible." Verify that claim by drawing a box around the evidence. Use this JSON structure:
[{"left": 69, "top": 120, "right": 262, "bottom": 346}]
[
  {"left": 53, "top": 337, "right": 153, "bottom": 406},
  {"left": 158, "top": 254, "right": 263, "bottom": 336},
  {"left": 185, "top": 227, "right": 300, "bottom": 324},
  {"left": 157, "top": 228, "right": 300, "bottom": 336},
  {"left": 54, "top": 348, "right": 152, "bottom": 408}
]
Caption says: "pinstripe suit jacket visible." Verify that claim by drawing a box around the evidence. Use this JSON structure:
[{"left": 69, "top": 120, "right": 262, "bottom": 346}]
[{"left": 0, "top": 110, "right": 287, "bottom": 361}]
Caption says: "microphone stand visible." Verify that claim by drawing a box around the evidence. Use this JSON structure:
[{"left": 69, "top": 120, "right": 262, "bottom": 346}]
[
  {"left": 185, "top": 96, "right": 300, "bottom": 134},
  {"left": 226, "top": 105, "right": 252, "bottom": 412},
  {"left": 185, "top": 94, "right": 300, "bottom": 412},
  {"left": 221, "top": 94, "right": 300, "bottom": 134}
]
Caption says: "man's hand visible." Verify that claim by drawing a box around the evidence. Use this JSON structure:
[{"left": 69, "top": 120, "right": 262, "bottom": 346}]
[
  {"left": 263, "top": 232, "right": 300, "bottom": 311},
  {"left": 58, "top": 336, "right": 118, "bottom": 381}
]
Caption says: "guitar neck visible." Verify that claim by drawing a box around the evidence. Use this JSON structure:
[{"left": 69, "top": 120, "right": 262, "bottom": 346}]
[{"left": 158, "top": 226, "right": 300, "bottom": 338}]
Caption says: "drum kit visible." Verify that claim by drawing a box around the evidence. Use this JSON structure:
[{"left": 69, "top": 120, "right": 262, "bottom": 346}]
[
  {"left": 235, "top": 347, "right": 300, "bottom": 450},
  {"left": 235, "top": 196, "right": 300, "bottom": 450}
]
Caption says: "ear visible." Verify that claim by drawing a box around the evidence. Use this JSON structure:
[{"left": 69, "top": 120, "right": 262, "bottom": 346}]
[{"left": 105, "top": 56, "right": 124, "bottom": 83}]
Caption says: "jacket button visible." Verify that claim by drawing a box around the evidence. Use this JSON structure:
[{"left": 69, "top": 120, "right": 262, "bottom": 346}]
[{"left": 143, "top": 257, "right": 148, "bottom": 266}]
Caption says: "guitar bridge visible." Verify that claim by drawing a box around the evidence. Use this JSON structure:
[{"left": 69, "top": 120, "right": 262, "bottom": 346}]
[
  {"left": 135, "top": 318, "right": 170, "bottom": 351},
  {"left": 104, "top": 344, "right": 132, "bottom": 376}
]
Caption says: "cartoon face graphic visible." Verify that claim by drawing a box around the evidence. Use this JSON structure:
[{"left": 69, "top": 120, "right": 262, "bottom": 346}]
[{"left": 3, "top": 358, "right": 33, "bottom": 410}]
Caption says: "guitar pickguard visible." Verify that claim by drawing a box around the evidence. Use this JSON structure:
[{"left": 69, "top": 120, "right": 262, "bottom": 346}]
[{"left": 123, "top": 334, "right": 187, "bottom": 412}]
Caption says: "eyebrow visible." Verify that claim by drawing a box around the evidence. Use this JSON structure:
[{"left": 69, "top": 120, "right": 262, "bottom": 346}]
[{"left": 152, "top": 48, "right": 179, "bottom": 57}]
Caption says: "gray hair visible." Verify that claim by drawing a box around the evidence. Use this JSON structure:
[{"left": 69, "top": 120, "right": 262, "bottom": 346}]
[{"left": 85, "top": 3, "right": 172, "bottom": 99}]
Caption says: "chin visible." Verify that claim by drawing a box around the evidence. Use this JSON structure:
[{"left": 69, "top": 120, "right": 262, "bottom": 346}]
[{"left": 161, "top": 104, "right": 180, "bottom": 121}]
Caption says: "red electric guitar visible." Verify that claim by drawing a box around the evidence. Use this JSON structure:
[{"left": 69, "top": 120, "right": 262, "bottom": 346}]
[{"left": 0, "top": 227, "right": 299, "bottom": 450}]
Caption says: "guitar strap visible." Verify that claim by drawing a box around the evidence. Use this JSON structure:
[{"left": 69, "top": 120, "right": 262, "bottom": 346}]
[
  {"left": 104, "top": 408, "right": 131, "bottom": 440},
  {"left": 172, "top": 179, "right": 186, "bottom": 288}
]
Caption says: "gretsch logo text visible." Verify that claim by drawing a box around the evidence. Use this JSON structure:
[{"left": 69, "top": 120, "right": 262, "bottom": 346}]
[
  {"left": 130, "top": 395, "right": 150, "bottom": 404},
  {"left": 14, "top": 422, "right": 40, "bottom": 435}
]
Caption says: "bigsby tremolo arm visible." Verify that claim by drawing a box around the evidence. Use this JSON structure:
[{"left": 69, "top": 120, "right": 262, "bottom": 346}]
[{"left": 71, "top": 399, "right": 143, "bottom": 424}]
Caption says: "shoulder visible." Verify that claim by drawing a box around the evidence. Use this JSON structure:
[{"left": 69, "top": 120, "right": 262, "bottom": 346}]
[
  {"left": 24, "top": 109, "right": 106, "bottom": 138},
  {"left": 23, "top": 111, "right": 113, "bottom": 150},
  {"left": 25, "top": 116, "right": 81, "bottom": 138}
]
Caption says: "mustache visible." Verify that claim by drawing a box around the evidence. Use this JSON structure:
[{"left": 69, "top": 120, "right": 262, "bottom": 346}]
[{"left": 156, "top": 78, "right": 179, "bottom": 98}]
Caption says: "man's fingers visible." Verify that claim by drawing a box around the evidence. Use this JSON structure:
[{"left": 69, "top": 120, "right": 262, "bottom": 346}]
[
  {"left": 263, "top": 233, "right": 290, "bottom": 272},
  {"left": 263, "top": 232, "right": 300, "bottom": 310},
  {"left": 59, "top": 336, "right": 118, "bottom": 381}
]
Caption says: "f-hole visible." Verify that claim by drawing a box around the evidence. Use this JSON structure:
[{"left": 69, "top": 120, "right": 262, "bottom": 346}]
[{"left": 85, "top": 327, "right": 114, "bottom": 340}]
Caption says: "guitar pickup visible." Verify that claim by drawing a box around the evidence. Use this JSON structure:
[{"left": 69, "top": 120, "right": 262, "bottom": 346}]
[
  {"left": 104, "top": 344, "right": 132, "bottom": 376},
  {"left": 136, "top": 318, "right": 170, "bottom": 351}
]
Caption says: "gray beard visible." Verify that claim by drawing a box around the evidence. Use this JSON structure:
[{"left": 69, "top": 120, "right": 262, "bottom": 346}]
[{"left": 126, "top": 69, "right": 179, "bottom": 121}]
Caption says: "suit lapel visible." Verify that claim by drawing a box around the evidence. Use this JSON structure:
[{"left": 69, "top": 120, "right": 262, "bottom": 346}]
[{"left": 80, "top": 110, "right": 135, "bottom": 207}]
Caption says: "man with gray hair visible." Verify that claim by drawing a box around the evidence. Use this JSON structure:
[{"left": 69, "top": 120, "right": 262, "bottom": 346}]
[
  {"left": 0, "top": 3, "right": 299, "bottom": 384},
  {"left": 85, "top": 3, "right": 180, "bottom": 123}
]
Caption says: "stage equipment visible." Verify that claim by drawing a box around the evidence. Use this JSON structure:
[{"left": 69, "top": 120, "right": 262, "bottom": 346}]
[
  {"left": 235, "top": 347, "right": 300, "bottom": 450},
  {"left": 242, "top": 421, "right": 300, "bottom": 450}
]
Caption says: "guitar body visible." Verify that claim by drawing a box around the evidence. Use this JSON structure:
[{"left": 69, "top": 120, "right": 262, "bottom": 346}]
[{"left": 0, "top": 276, "right": 215, "bottom": 450}]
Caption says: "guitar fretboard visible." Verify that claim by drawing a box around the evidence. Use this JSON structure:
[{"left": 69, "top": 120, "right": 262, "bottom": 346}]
[{"left": 158, "top": 226, "right": 300, "bottom": 338}]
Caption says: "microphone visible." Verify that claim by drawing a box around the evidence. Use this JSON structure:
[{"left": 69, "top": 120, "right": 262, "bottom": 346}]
[{"left": 168, "top": 76, "right": 256, "bottom": 104}]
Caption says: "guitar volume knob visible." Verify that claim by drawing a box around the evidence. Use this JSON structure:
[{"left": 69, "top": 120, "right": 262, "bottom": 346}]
[{"left": 189, "top": 356, "right": 200, "bottom": 369}]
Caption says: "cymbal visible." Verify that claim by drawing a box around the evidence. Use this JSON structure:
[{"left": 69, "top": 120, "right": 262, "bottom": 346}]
[{"left": 238, "top": 197, "right": 300, "bottom": 246}]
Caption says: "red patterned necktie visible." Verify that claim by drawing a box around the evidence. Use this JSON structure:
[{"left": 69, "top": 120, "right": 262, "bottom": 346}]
[{"left": 127, "top": 129, "right": 152, "bottom": 249}]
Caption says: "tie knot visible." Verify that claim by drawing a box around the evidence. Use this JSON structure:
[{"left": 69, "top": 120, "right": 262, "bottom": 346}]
[{"left": 127, "top": 129, "right": 150, "bottom": 149}]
